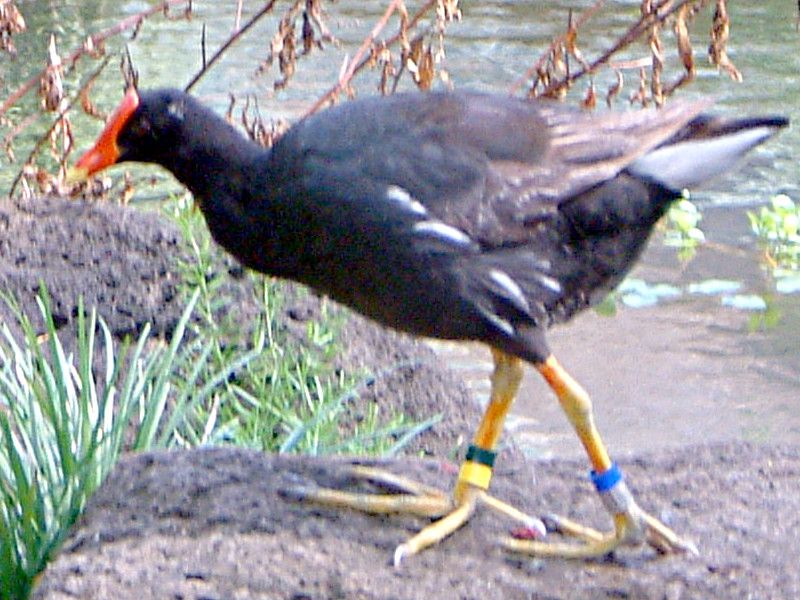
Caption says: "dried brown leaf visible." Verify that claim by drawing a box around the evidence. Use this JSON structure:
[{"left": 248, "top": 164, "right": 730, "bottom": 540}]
[
  {"left": 630, "top": 66, "right": 648, "bottom": 107},
  {"left": 276, "top": 20, "right": 297, "bottom": 89},
  {"left": 305, "top": 0, "right": 336, "bottom": 44},
  {"left": 225, "top": 93, "right": 236, "bottom": 125},
  {"left": 121, "top": 46, "right": 139, "bottom": 90},
  {"left": 606, "top": 69, "right": 623, "bottom": 106},
  {"left": 436, "top": 0, "right": 461, "bottom": 23},
  {"left": 435, "top": 0, "right": 459, "bottom": 60},
  {"left": 39, "top": 34, "right": 65, "bottom": 112},
  {"left": 582, "top": 81, "right": 597, "bottom": 110},
  {"left": 377, "top": 46, "right": 395, "bottom": 95},
  {"left": 302, "top": 10, "right": 315, "bottom": 54},
  {"left": 642, "top": 1, "right": 664, "bottom": 105},
  {"left": 565, "top": 12, "right": 590, "bottom": 71},
  {"left": 551, "top": 43, "right": 566, "bottom": 77},
  {"left": 708, "top": 0, "right": 742, "bottom": 82},
  {"left": 258, "top": 1, "right": 302, "bottom": 78},
  {"left": 0, "top": 0, "right": 26, "bottom": 55},
  {"left": 675, "top": 4, "right": 695, "bottom": 76},
  {"left": 120, "top": 171, "right": 135, "bottom": 205},
  {"left": 415, "top": 45, "right": 435, "bottom": 90},
  {"left": 79, "top": 87, "right": 105, "bottom": 120}
]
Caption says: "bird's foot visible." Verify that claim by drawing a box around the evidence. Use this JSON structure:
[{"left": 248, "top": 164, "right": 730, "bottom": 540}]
[
  {"left": 501, "top": 463, "right": 698, "bottom": 559},
  {"left": 281, "top": 464, "right": 546, "bottom": 566},
  {"left": 503, "top": 506, "right": 698, "bottom": 559}
]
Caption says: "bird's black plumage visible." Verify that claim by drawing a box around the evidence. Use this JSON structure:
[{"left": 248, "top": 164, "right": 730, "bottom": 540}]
[
  {"left": 100, "top": 89, "right": 788, "bottom": 365},
  {"left": 73, "top": 88, "right": 787, "bottom": 561}
]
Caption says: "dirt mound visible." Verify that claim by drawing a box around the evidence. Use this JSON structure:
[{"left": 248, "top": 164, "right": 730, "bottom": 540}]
[
  {"left": 33, "top": 443, "right": 800, "bottom": 599},
  {"left": 0, "top": 196, "right": 186, "bottom": 338}
]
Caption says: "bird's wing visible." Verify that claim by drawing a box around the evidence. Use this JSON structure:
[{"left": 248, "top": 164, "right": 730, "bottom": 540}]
[
  {"left": 284, "top": 92, "right": 710, "bottom": 247},
  {"left": 478, "top": 96, "right": 712, "bottom": 203},
  {"left": 435, "top": 94, "right": 711, "bottom": 245}
]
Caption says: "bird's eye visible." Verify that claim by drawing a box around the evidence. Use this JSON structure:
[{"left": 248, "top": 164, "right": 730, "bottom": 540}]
[
  {"left": 167, "top": 100, "right": 185, "bottom": 121},
  {"left": 128, "top": 117, "right": 152, "bottom": 139}
]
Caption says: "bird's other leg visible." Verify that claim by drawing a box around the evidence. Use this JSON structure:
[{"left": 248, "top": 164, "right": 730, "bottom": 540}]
[
  {"left": 502, "top": 355, "right": 698, "bottom": 559},
  {"left": 282, "top": 348, "right": 545, "bottom": 565},
  {"left": 394, "top": 348, "right": 545, "bottom": 563}
]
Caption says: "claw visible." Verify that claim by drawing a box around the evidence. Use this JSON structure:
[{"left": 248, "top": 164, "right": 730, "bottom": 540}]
[
  {"left": 510, "top": 519, "right": 547, "bottom": 540},
  {"left": 393, "top": 544, "right": 410, "bottom": 568},
  {"left": 278, "top": 485, "right": 315, "bottom": 501},
  {"left": 541, "top": 513, "right": 565, "bottom": 534},
  {"left": 640, "top": 510, "right": 699, "bottom": 556},
  {"left": 679, "top": 539, "right": 700, "bottom": 557}
]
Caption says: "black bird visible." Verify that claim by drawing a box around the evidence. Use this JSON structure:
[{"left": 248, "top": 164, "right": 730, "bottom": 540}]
[{"left": 70, "top": 87, "right": 787, "bottom": 563}]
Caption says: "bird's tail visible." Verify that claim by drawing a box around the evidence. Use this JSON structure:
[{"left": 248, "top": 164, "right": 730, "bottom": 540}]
[{"left": 627, "top": 114, "right": 788, "bottom": 191}]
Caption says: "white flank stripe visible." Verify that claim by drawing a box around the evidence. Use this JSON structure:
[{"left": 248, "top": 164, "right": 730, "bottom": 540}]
[
  {"left": 482, "top": 311, "right": 516, "bottom": 336},
  {"left": 489, "top": 269, "right": 530, "bottom": 312},
  {"left": 386, "top": 185, "right": 427, "bottom": 216},
  {"left": 412, "top": 220, "right": 473, "bottom": 246},
  {"left": 535, "top": 272, "right": 562, "bottom": 294}
]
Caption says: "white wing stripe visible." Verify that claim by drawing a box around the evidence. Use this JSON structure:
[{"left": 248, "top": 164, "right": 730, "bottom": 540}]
[
  {"left": 385, "top": 185, "right": 428, "bottom": 216},
  {"left": 412, "top": 220, "right": 474, "bottom": 247},
  {"left": 489, "top": 269, "right": 530, "bottom": 312}
]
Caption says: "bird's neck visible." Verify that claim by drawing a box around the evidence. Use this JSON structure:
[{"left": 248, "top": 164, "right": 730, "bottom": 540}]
[
  {"left": 165, "top": 110, "right": 276, "bottom": 266},
  {"left": 168, "top": 111, "right": 266, "bottom": 203}
]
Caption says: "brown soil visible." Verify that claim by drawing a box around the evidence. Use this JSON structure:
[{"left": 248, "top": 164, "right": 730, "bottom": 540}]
[
  {"left": 32, "top": 445, "right": 800, "bottom": 600},
  {"left": 4, "top": 197, "right": 798, "bottom": 599}
]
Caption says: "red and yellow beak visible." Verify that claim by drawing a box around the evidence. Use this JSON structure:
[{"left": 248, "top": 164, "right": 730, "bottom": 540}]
[{"left": 67, "top": 86, "right": 140, "bottom": 183}]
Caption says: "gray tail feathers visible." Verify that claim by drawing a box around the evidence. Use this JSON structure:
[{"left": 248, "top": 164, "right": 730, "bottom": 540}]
[{"left": 627, "top": 114, "right": 788, "bottom": 191}]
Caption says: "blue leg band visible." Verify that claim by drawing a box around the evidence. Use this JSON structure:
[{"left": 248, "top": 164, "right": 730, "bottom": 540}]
[{"left": 590, "top": 462, "right": 623, "bottom": 493}]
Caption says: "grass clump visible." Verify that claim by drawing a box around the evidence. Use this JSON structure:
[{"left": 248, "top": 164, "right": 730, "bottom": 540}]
[
  {"left": 0, "top": 288, "right": 201, "bottom": 600},
  {"left": 0, "top": 195, "right": 427, "bottom": 600}
]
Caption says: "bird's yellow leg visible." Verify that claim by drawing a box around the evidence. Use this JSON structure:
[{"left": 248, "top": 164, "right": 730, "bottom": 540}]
[
  {"left": 502, "top": 355, "right": 698, "bottom": 559},
  {"left": 395, "top": 349, "right": 545, "bottom": 563},
  {"left": 455, "top": 348, "right": 524, "bottom": 501},
  {"left": 283, "top": 348, "right": 545, "bottom": 565}
]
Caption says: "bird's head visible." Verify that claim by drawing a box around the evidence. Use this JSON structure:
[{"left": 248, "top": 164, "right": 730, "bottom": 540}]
[{"left": 68, "top": 87, "right": 190, "bottom": 181}]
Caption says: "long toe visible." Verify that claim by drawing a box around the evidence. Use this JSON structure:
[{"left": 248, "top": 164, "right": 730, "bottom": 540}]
[
  {"left": 283, "top": 462, "right": 553, "bottom": 564},
  {"left": 641, "top": 511, "right": 699, "bottom": 555},
  {"left": 501, "top": 507, "right": 698, "bottom": 559},
  {"left": 280, "top": 465, "right": 453, "bottom": 518}
]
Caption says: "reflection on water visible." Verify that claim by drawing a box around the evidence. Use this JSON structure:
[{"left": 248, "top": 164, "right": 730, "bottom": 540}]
[{"left": 2, "top": 0, "right": 798, "bottom": 455}]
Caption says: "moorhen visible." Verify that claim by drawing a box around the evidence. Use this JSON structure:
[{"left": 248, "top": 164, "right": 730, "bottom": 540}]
[{"left": 69, "top": 87, "right": 787, "bottom": 563}]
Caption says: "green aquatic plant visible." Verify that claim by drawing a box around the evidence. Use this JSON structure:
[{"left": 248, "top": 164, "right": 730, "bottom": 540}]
[
  {"left": 749, "top": 194, "right": 800, "bottom": 293},
  {"left": 665, "top": 196, "right": 705, "bottom": 261}
]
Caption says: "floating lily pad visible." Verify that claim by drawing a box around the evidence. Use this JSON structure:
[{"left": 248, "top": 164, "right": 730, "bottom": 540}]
[
  {"left": 776, "top": 276, "right": 800, "bottom": 294},
  {"left": 721, "top": 294, "right": 767, "bottom": 311},
  {"left": 619, "top": 278, "right": 681, "bottom": 308},
  {"left": 687, "top": 279, "right": 742, "bottom": 295},
  {"left": 621, "top": 293, "right": 659, "bottom": 308}
]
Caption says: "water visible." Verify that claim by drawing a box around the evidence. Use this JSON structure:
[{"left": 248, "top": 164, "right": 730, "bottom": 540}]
[{"left": 1, "top": 0, "right": 798, "bottom": 458}]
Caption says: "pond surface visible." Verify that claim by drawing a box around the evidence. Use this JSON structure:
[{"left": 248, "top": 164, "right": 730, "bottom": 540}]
[{"left": 1, "top": 0, "right": 798, "bottom": 458}]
